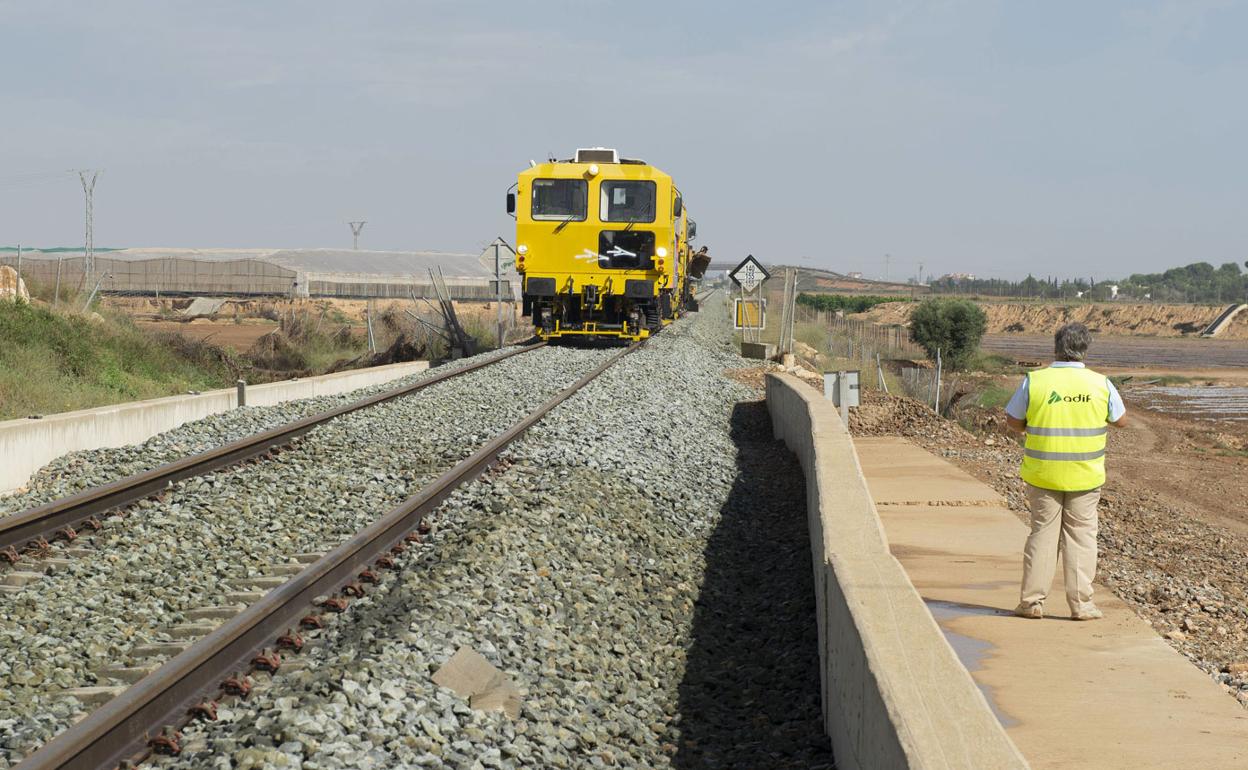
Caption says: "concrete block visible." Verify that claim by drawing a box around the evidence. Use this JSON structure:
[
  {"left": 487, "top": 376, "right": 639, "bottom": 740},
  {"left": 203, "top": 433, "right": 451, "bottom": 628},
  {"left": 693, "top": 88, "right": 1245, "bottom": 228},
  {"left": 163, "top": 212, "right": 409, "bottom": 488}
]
[
  {"left": 225, "top": 575, "right": 288, "bottom": 590},
  {"left": 130, "top": 642, "right": 189, "bottom": 658},
  {"left": 102, "top": 664, "right": 160, "bottom": 684},
  {"left": 184, "top": 606, "right": 243, "bottom": 621},
  {"left": 225, "top": 591, "right": 265, "bottom": 604},
  {"left": 167, "top": 623, "right": 218, "bottom": 640},
  {"left": 765, "top": 372, "right": 1027, "bottom": 770},
  {"left": 61, "top": 686, "right": 127, "bottom": 706},
  {"left": 266, "top": 563, "right": 307, "bottom": 576},
  {"left": 740, "top": 341, "right": 776, "bottom": 360},
  {"left": 2, "top": 571, "right": 44, "bottom": 587}
]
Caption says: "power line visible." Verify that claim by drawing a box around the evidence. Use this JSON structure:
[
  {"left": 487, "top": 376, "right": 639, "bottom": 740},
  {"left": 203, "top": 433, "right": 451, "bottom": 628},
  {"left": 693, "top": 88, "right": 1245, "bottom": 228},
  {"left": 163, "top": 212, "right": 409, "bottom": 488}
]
[
  {"left": 0, "top": 170, "right": 72, "bottom": 191},
  {"left": 348, "top": 220, "right": 367, "bottom": 250}
]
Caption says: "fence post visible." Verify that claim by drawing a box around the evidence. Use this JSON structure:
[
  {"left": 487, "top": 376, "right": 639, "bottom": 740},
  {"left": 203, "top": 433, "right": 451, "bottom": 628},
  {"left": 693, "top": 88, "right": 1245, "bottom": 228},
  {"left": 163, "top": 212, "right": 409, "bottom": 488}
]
[{"left": 934, "top": 348, "right": 943, "bottom": 413}]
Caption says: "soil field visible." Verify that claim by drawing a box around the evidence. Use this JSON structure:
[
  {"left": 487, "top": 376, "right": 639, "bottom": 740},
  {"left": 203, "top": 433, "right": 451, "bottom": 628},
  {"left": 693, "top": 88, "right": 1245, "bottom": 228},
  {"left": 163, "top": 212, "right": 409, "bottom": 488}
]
[
  {"left": 981, "top": 333, "right": 1248, "bottom": 369},
  {"left": 860, "top": 301, "right": 1247, "bottom": 339}
]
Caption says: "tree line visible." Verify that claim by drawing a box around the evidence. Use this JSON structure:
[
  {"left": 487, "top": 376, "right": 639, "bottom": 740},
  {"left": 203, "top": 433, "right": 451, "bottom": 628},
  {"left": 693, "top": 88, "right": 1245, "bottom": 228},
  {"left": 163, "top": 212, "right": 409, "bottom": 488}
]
[
  {"left": 927, "top": 260, "right": 1248, "bottom": 304},
  {"left": 795, "top": 294, "right": 911, "bottom": 313}
]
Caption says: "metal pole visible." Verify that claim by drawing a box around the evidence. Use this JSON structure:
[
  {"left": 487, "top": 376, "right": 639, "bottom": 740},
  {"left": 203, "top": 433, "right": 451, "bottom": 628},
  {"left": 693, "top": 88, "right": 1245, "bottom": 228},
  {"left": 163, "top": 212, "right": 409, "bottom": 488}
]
[
  {"left": 53, "top": 257, "right": 63, "bottom": 306},
  {"left": 877, "top": 352, "right": 888, "bottom": 393},
  {"left": 495, "top": 242, "right": 504, "bottom": 349},
  {"left": 83, "top": 272, "right": 107, "bottom": 310},
  {"left": 934, "top": 348, "right": 943, "bottom": 413},
  {"left": 15, "top": 244, "right": 20, "bottom": 286},
  {"left": 366, "top": 305, "right": 377, "bottom": 354},
  {"left": 838, "top": 370, "right": 850, "bottom": 426}
]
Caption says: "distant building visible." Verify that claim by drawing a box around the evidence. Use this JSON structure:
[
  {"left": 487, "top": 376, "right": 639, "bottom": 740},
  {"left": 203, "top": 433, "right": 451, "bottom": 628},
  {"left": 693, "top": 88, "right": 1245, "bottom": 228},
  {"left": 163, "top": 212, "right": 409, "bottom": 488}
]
[
  {"left": 940, "top": 272, "right": 977, "bottom": 282},
  {"left": 847, "top": 271, "right": 863, "bottom": 279}
]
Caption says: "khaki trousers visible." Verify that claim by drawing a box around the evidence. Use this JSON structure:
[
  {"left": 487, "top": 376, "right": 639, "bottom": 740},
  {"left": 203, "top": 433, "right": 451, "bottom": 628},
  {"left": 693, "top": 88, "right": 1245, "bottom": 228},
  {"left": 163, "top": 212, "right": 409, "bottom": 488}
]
[{"left": 1020, "top": 483, "right": 1100, "bottom": 612}]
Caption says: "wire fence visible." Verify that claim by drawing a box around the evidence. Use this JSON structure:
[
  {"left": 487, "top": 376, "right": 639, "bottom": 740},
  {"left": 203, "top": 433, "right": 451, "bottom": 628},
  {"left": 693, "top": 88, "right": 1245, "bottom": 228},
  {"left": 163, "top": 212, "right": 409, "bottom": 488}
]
[
  {"left": 0, "top": 255, "right": 511, "bottom": 302},
  {"left": 783, "top": 303, "right": 964, "bottom": 411}
]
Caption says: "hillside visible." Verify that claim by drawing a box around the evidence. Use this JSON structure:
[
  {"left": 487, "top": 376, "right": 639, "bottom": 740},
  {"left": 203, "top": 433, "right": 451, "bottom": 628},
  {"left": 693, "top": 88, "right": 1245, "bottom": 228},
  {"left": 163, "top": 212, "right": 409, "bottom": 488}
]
[
  {"left": 0, "top": 301, "right": 236, "bottom": 420},
  {"left": 858, "top": 301, "right": 1248, "bottom": 338}
]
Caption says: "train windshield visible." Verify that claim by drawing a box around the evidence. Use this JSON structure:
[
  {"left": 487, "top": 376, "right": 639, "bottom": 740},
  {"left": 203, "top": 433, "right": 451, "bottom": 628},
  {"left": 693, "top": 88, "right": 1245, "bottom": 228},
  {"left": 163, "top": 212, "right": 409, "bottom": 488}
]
[
  {"left": 600, "top": 180, "right": 656, "bottom": 223},
  {"left": 598, "top": 230, "right": 655, "bottom": 269},
  {"left": 531, "top": 179, "right": 587, "bottom": 221}
]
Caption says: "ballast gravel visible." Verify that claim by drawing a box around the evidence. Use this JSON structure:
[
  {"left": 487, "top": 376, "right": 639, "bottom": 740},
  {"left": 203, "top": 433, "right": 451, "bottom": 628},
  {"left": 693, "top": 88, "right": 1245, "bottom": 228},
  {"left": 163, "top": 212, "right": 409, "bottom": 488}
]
[
  {"left": 0, "top": 351, "right": 529, "bottom": 517},
  {"left": 151, "top": 299, "right": 833, "bottom": 770},
  {"left": 0, "top": 345, "right": 615, "bottom": 767}
]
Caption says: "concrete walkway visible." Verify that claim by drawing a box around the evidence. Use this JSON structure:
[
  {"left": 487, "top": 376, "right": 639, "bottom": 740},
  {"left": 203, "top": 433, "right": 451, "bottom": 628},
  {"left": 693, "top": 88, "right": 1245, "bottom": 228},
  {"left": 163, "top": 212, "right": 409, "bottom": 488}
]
[{"left": 855, "top": 437, "right": 1248, "bottom": 769}]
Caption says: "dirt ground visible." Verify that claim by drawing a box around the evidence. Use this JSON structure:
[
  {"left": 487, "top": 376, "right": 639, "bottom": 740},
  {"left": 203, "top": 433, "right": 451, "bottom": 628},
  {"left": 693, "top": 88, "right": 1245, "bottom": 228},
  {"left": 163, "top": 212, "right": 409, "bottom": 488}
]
[
  {"left": 104, "top": 296, "right": 524, "bottom": 352},
  {"left": 136, "top": 319, "right": 280, "bottom": 350},
  {"left": 859, "top": 301, "right": 1248, "bottom": 339}
]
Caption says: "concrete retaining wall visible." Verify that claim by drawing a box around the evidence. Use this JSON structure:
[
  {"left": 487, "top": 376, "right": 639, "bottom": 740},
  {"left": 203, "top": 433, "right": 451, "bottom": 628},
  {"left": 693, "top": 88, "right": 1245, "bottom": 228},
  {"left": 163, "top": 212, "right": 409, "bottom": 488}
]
[
  {"left": 0, "top": 361, "right": 430, "bottom": 493},
  {"left": 766, "top": 372, "right": 1028, "bottom": 770}
]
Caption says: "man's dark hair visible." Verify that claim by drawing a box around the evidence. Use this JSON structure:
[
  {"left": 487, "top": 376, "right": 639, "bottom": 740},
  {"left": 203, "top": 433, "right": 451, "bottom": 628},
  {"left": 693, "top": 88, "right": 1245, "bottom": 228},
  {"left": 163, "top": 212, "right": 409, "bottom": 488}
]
[{"left": 1055, "top": 323, "right": 1092, "bottom": 362}]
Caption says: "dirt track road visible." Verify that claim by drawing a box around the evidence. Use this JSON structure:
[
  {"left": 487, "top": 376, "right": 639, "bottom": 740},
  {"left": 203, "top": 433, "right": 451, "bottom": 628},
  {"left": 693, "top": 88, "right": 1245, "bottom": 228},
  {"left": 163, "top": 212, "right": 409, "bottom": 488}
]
[{"left": 982, "top": 333, "right": 1248, "bottom": 369}]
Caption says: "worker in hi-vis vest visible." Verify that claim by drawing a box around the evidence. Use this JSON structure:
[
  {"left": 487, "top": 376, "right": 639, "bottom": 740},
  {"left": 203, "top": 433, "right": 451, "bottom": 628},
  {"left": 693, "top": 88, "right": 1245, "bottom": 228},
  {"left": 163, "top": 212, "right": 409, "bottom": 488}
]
[{"left": 1004, "top": 323, "right": 1127, "bottom": 621}]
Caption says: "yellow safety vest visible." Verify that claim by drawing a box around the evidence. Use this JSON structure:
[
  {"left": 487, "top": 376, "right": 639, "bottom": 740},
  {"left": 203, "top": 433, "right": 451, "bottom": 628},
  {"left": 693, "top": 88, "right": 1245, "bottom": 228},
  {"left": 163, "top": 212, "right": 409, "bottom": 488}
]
[{"left": 1019, "top": 366, "right": 1110, "bottom": 491}]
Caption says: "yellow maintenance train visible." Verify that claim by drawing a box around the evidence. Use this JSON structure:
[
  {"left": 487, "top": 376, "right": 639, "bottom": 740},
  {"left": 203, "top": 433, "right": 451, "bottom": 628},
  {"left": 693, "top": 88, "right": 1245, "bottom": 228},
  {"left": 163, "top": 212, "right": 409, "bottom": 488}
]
[{"left": 507, "top": 148, "right": 703, "bottom": 342}]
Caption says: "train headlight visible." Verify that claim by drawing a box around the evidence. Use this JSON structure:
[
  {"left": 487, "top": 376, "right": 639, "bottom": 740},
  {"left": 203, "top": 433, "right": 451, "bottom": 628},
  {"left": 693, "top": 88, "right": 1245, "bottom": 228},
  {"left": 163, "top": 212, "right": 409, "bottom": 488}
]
[
  {"left": 517, "top": 244, "right": 528, "bottom": 254},
  {"left": 588, "top": 164, "right": 600, "bottom": 176},
  {"left": 656, "top": 247, "right": 668, "bottom": 258}
]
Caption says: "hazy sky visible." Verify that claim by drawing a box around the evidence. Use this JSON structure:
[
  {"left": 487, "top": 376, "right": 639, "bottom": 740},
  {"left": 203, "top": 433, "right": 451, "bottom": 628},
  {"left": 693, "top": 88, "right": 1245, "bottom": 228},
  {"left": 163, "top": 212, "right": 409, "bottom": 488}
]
[{"left": 2, "top": 0, "right": 1246, "bottom": 281}]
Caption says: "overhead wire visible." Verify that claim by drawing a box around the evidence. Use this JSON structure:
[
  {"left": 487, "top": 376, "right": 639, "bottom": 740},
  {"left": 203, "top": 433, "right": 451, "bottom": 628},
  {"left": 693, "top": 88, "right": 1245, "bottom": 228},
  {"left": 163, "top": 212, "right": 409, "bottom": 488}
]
[{"left": 0, "top": 170, "right": 76, "bottom": 191}]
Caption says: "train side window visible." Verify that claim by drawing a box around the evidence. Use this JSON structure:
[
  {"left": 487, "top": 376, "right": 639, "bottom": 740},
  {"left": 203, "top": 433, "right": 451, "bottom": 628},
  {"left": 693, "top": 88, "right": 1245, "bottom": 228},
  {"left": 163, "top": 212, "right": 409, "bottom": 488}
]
[
  {"left": 600, "top": 180, "right": 656, "bottom": 223},
  {"left": 531, "top": 179, "right": 587, "bottom": 221}
]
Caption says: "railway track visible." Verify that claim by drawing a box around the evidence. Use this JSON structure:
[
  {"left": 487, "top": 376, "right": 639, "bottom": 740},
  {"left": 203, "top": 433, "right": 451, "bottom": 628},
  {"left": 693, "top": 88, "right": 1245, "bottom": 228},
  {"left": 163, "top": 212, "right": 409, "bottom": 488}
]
[
  {"left": 7, "top": 342, "right": 641, "bottom": 770},
  {"left": 0, "top": 344, "right": 545, "bottom": 566},
  {"left": 0, "top": 344, "right": 620, "bottom": 765}
]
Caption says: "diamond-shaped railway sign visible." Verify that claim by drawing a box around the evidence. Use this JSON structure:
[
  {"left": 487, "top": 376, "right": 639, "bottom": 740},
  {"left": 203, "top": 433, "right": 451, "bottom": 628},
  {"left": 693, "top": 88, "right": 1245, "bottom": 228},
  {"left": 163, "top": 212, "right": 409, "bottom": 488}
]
[{"left": 729, "top": 255, "right": 770, "bottom": 293}]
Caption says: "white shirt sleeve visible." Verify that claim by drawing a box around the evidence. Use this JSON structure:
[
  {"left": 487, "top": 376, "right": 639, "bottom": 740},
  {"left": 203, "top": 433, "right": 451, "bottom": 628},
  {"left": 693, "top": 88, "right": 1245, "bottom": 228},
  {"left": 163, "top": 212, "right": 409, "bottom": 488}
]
[
  {"left": 1107, "top": 379, "right": 1126, "bottom": 422},
  {"left": 1004, "top": 375, "right": 1029, "bottom": 420}
]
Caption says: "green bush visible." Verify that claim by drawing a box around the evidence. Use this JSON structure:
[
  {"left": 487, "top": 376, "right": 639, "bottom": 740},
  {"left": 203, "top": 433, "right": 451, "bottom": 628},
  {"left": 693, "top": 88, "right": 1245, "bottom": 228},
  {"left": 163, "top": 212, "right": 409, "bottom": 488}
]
[
  {"left": 907, "top": 298, "right": 987, "bottom": 370},
  {"left": 796, "top": 293, "right": 908, "bottom": 314}
]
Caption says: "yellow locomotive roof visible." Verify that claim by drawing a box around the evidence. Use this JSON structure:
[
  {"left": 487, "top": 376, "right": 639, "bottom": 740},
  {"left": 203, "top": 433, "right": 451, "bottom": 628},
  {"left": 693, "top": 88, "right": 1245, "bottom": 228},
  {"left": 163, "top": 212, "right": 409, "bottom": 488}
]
[{"left": 519, "top": 159, "right": 671, "bottom": 183}]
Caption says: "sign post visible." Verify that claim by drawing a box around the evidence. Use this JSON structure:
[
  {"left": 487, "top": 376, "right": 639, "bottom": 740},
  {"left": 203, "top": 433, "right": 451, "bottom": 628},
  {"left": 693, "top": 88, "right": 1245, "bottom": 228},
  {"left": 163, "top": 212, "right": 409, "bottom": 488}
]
[
  {"left": 729, "top": 255, "right": 770, "bottom": 343},
  {"left": 480, "top": 238, "right": 516, "bottom": 350}
]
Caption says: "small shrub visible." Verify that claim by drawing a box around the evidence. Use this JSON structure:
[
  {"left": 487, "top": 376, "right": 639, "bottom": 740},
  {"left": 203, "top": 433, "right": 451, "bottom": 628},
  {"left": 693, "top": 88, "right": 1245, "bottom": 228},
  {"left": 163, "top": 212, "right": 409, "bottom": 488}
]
[{"left": 908, "top": 298, "right": 987, "bottom": 371}]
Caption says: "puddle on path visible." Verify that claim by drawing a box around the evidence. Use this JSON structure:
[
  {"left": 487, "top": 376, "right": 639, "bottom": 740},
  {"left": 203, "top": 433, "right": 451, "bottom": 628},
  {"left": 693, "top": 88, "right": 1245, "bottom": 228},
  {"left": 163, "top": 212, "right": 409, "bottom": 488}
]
[{"left": 924, "top": 599, "right": 1020, "bottom": 728}]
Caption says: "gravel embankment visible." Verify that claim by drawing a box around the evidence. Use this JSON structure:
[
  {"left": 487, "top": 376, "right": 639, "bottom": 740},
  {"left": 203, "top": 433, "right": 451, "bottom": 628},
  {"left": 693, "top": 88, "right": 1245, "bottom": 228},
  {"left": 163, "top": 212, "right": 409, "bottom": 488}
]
[
  {"left": 0, "top": 346, "right": 614, "bottom": 767},
  {"left": 1, "top": 351, "right": 529, "bottom": 517},
  {"left": 149, "top": 299, "right": 832, "bottom": 770}
]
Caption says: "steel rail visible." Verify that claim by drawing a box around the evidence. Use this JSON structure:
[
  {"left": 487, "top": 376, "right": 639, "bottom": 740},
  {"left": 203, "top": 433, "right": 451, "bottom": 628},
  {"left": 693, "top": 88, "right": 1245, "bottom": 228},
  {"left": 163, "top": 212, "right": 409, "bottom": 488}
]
[
  {"left": 0, "top": 343, "right": 545, "bottom": 557},
  {"left": 16, "top": 341, "right": 640, "bottom": 770}
]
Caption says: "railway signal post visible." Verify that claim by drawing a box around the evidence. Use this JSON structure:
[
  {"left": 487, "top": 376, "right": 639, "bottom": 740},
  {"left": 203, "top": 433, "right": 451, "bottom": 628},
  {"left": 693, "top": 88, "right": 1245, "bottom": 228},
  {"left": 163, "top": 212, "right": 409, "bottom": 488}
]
[{"left": 731, "top": 254, "right": 770, "bottom": 346}]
